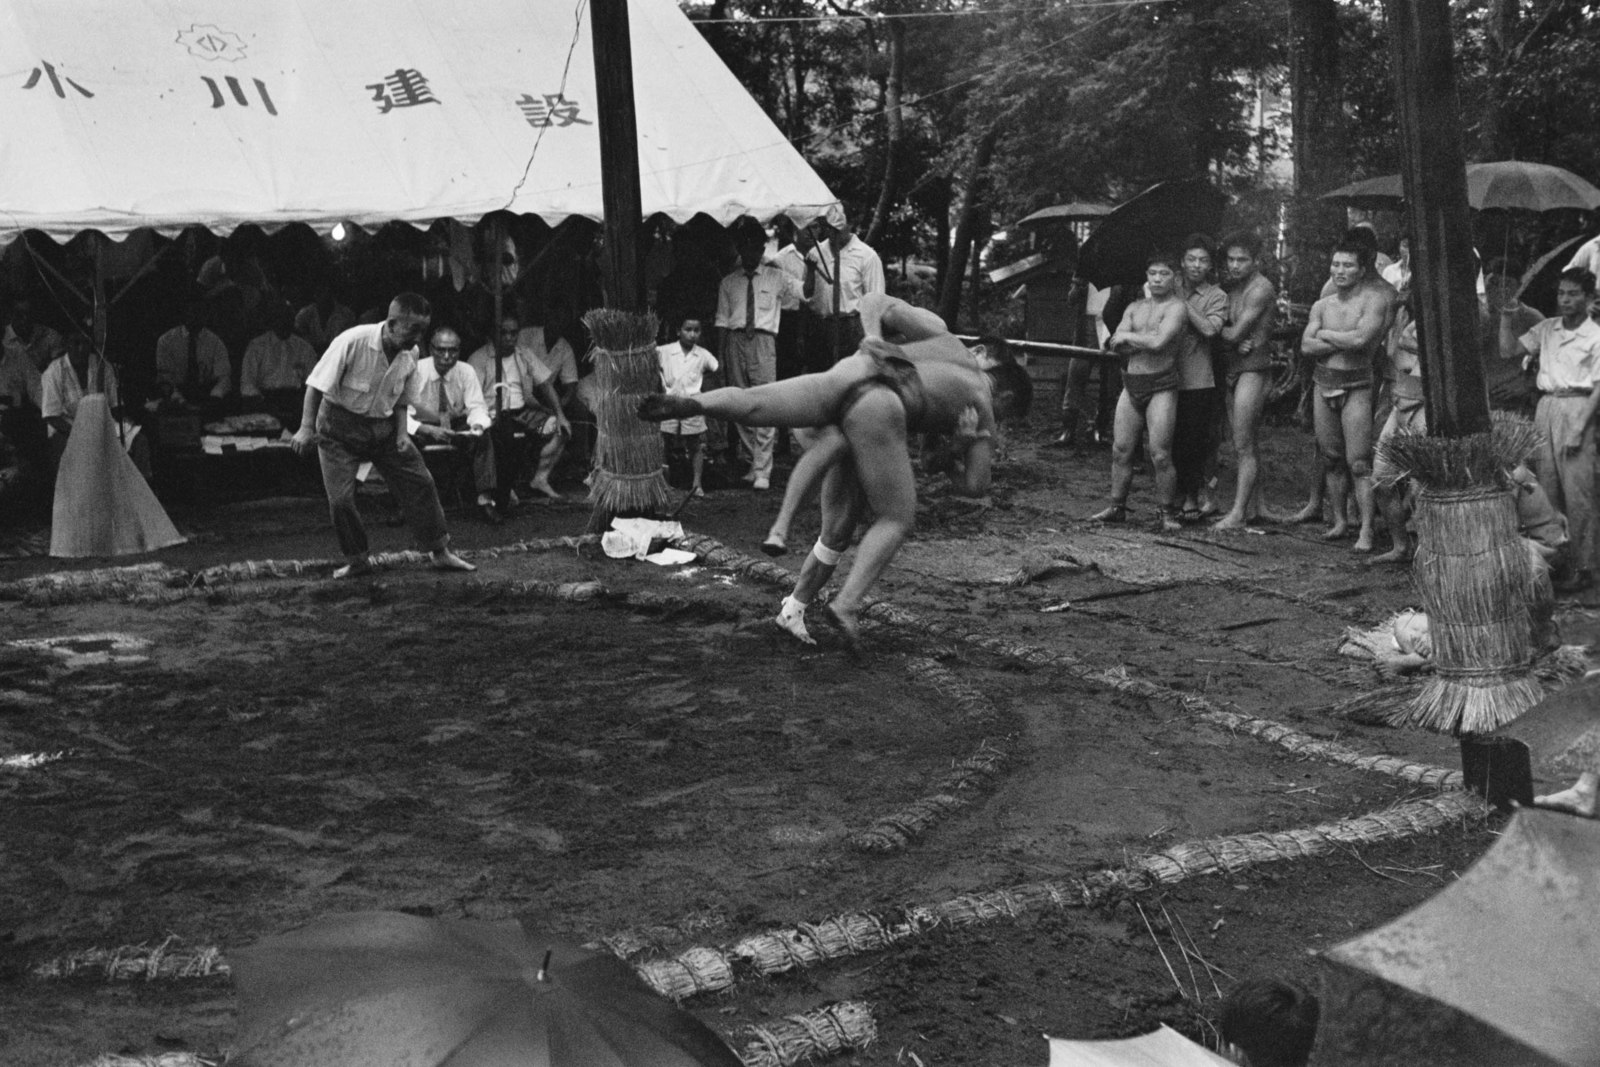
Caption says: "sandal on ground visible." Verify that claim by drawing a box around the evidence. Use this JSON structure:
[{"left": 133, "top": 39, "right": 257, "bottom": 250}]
[{"left": 1089, "top": 503, "right": 1127, "bottom": 523}]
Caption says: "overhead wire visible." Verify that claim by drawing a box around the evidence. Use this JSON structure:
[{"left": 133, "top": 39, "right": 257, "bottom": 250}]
[{"left": 689, "top": 0, "right": 1178, "bottom": 23}]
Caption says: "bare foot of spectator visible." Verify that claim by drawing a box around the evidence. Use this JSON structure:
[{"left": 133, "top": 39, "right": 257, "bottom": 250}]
[
  {"left": 430, "top": 548, "right": 476, "bottom": 572},
  {"left": 1536, "top": 772, "right": 1600, "bottom": 817}
]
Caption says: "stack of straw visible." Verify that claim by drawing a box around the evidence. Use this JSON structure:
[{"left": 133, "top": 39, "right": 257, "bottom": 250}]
[
  {"left": 583, "top": 308, "right": 669, "bottom": 518},
  {"left": 1374, "top": 416, "right": 1545, "bottom": 734}
]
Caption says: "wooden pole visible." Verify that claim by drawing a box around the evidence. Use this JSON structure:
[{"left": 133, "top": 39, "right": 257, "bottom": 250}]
[
  {"left": 591, "top": 0, "right": 644, "bottom": 312},
  {"left": 1383, "top": 0, "right": 1491, "bottom": 437}
]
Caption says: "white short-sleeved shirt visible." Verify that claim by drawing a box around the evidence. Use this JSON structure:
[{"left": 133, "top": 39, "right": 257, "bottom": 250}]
[
  {"left": 1519, "top": 317, "right": 1600, "bottom": 394},
  {"left": 305, "top": 323, "right": 421, "bottom": 418},
  {"left": 410, "top": 358, "right": 491, "bottom": 432},
  {"left": 155, "top": 325, "right": 232, "bottom": 397},
  {"left": 716, "top": 264, "right": 803, "bottom": 335},
  {"left": 41, "top": 354, "right": 119, "bottom": 433},
  {"left": 240, "top": 332, "right": 318, "bottom": 395},
  {"left": 516, "top": 327, "right": 578, "bottom": 387},
  {"left": 467, "top": 343, "right": 554, "bottom": 413},
  {"left": 657, "top": 342, "right": 718, "bottom": 435}
]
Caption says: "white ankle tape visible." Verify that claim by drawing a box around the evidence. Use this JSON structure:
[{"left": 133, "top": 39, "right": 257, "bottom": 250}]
[
  {"left": 780, "top": 594, "right": 808, "bottom": 615},
  {"left": 812, "top": 540, "right": 843, "bottom": 566}
]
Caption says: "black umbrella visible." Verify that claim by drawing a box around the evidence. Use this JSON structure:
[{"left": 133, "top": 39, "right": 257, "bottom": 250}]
[
  {"left": 230, "top": 912, "right": 746, "bottom": 1067},
  {"left": 1516, "top": 234, "right": 1589, "bottom": 317},
  {"left": 1074, "top": 179, "right": 1228, "bottom": 289}
]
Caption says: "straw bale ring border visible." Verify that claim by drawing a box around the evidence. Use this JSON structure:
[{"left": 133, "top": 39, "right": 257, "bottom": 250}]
[{"left": 630, "top": 789, "right": 1485, "bottom": 1002}]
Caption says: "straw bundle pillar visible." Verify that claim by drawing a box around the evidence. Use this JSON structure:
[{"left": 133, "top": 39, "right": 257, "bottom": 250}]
[
  {"left": 1392, "top": 486, "right": 1542, "bottom": 733},
  {"left": 583, "top": 308, "right": 668, "bottom": 530}
]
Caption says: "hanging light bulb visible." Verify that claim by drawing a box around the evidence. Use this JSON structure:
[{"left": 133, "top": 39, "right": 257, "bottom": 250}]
[{"left": 331, "top": 222, "right": 347, "bottom": 242}]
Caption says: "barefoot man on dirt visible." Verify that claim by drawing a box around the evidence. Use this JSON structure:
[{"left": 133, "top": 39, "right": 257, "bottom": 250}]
[
  {"left": 1213, "top": 232, "right": 1278, "bottom": 530},
  {"left": 1300, "top": 239, "right": 1387, "bottom": 552},
  {"left": 638, "top": 294, "right": 1030, "bottom": 651},
  {"left": 1090, "top": 251, "right": 1187, "bottom": 531},
  {"left": 291, "top": 293, "right": 475, "bottom": 579}
]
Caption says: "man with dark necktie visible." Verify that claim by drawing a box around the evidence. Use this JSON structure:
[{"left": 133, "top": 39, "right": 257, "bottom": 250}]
[
  {"left": 154, "top": 299, "right": 231, "bottom": 412},
  {"left": 714, "top": 219, "right": 804, "bottom": 491}
]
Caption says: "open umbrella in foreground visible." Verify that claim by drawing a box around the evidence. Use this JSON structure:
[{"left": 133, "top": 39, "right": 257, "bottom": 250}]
[
  {"left": 1075, "top": 178, "right": 1228, "bottom": 289},
  {"left": 1319, "top": 807, "right": 1600, "bottom": 1066},
  {"left": 1047, "top": 1024, "right": 1234, "bottom": 1065},
  {"left": 229, "top": 912, "right": 746, "bottom": 1067}
]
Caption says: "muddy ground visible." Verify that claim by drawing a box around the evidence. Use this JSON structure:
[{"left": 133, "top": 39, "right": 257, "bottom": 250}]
[{"left": 2, "top": 417, "right": 1596, "bottom": 1066}]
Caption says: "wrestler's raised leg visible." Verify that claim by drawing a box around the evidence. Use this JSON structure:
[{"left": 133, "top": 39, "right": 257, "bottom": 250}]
[
  {"left": 1343, "top": 388, "right": 1377, "bottom": 552},
  {"left": 824, "top": 389, "right": 917, "bottom": 649},
  {"left": 1145, "top": 389, "right": 1181, "bottom": 531},
  {"left": 640, "top": 362, "right": 859, "bottom": 429},
  {"left": 1092, "top": 390, "right": 1142, "bottom": 522},
  {"left": 1216, "top": 371, "right": 1268, "bottom": 530}
]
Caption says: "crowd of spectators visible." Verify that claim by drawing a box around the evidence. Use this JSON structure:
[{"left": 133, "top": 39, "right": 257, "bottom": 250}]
[{"left": 1070, "top": 222, "right": 1594, "bottom": 595}]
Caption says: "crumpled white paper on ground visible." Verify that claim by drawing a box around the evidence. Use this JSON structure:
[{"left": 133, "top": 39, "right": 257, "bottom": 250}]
[{"left": 601, "top": 518, "right": 688, "bottom": 562}]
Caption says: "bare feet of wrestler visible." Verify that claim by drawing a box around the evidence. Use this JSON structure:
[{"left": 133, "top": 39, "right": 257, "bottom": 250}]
[
  {"left": 1321, "top": 520, "right": 1349, "bottom": 542},
  {"left": 1212, "top": 510, "right": 1250, "bottom": 531},
  {"left": 823, "top": 601, "right": 865, "bottom": 658},
  {"left": 1535, "top": 772, "right": 1600, "bottom": 817},
  {"left": 1352, "top": 530, "right": 1375, "bottom": 553},
  {"left": 1290, "top": 502, "right": 1322, "bottom": 525},
  {"left": 1089, "top": 503, "right": 1127, "bottom": 523},
  {"left": 637, "top": 395, "right": 702, "bottom": 421},
  {"left": 761, "top": 530, "right": 788, "bottom": 557},
  {"left": 774, "top": 596, "right": 815, "bottom": 645}
]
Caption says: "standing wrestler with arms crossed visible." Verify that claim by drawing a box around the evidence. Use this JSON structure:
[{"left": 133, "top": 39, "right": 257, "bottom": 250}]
[
  {"left": 639, "top": 294, "right": 1030, "bottom": 650},
  {"left": 1090, "top": 250, "right": 1188, "bottom": 530},
  {"left": 1213, "top": 232, "right": 1279, "bottom": 530},
  {"left": 1300, "top": 238, "right": 1388, "bottom": 551}
]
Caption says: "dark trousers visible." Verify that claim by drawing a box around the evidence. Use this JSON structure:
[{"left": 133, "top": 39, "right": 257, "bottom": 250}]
[
  {"left": 804, "top": 312, "right": 864, "bottom": 372},
  {"left": 480, "top": 408, "right": 552, "bottom": 505},
  {"left": 316, "top": 401, "right": 448, "bottom": 558},
  {"left": 1173, "top": 387, "right": 1220, "bottom": 498}
]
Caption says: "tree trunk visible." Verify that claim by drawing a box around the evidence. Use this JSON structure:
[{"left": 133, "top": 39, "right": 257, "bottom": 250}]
[
  {"left": 1285, "top": 0, "right": 1348, "bottom": 302},
  {"left": 939, "top": 127, "right": 998, "bottom": 328},
  {"left": 1481, "top": 0, "right": 1517, "bottom": 159},
  {"left": 789, "top": 27, "right": 808, "bottom": 142},
  {"left": 865, "top": 19, "right": 905, "bottom": 248}
]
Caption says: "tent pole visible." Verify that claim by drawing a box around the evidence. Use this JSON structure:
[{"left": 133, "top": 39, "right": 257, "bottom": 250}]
[{"left": 591, "top": 0, "right": 644, "bottom": 311}]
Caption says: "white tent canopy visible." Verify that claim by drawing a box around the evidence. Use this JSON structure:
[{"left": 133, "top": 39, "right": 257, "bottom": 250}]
[{"left": 0, "top": 0, "right": 838, "bottom": 242}]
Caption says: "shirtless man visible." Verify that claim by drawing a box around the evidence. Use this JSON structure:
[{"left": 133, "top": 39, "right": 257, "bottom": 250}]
[
  {"left": 1292, "top": 232, "right": 1400, "bottom": 531},
  {"left": 1300, "top": 238, "right": 1389, "bottom": 551},
  {"left": 638, "top": 294, "right": 1030, "bottom": 650},
  {"left": 1369, "top": 301, "right": 1425, "bottom": 563},
  {"left": 1090, "top": 251, "right": 1188, "bottom": 531},
  {"left": 1213, "top": 231, "right": 1279, "bottom": 530}
]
